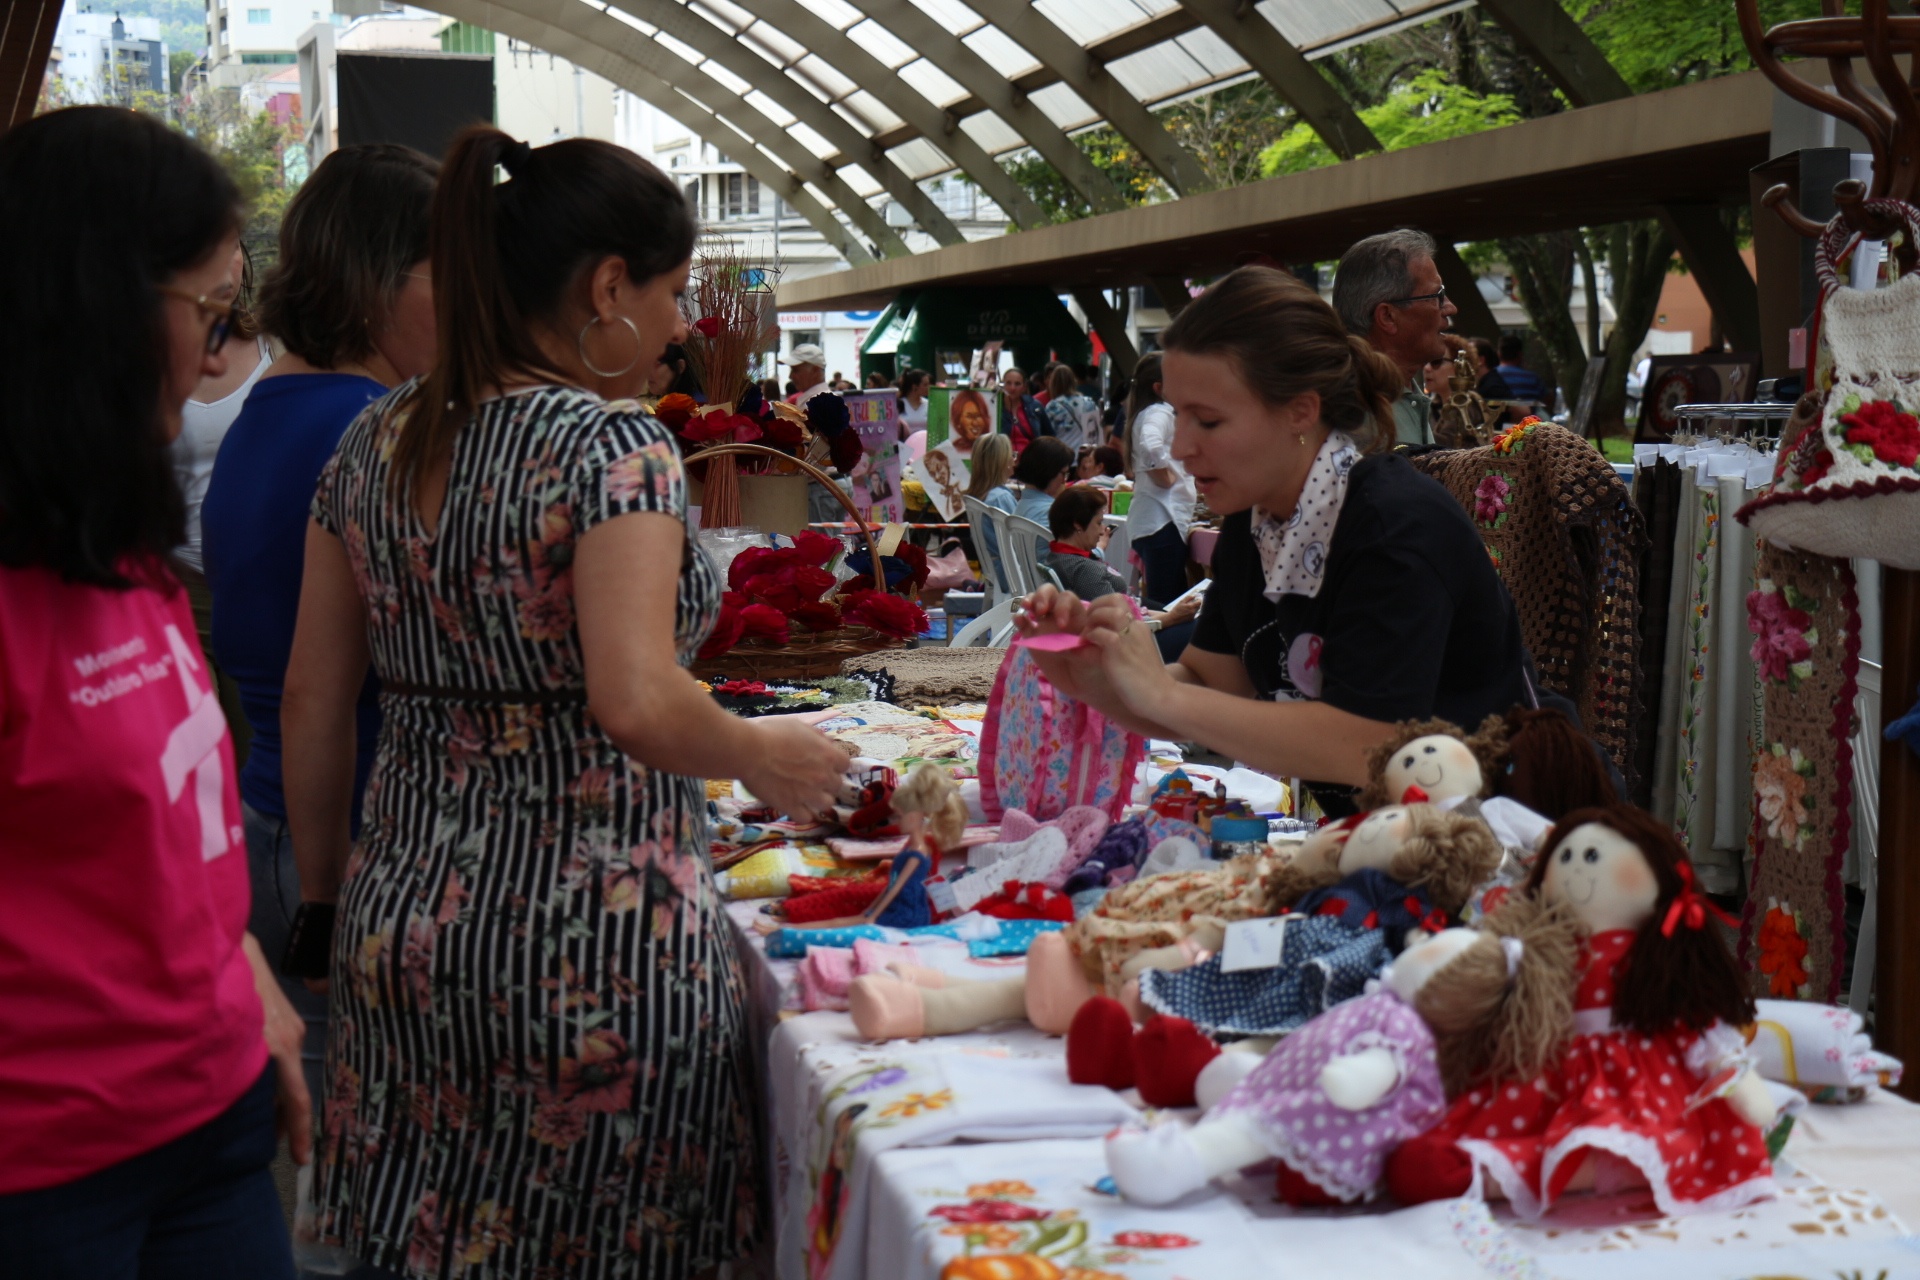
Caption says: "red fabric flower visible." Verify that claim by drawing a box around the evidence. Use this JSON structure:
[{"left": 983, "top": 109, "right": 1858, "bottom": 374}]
[
  {"left": 792, "top": 531, "right": 842, "bottom": 566},
  {"left": 653, "top": 393, "right": 698, "bottom": 429},
  {"left": 742, "top": 565, "right": 836, "bottom": 612},
  {"left": 728, "top": 547, "right": 780, "bottom": 591},
  {"left": 837, "top": 574, "right": 876, "bottom": 596},
  {"left": 764, "top": 417, "right": 805, "bottom": 449},
  {"left": 892, "top": 542, "right": 930, "bottom": 589},
  {"left": 926, "top": 1200, "right": 1048, "bottom": 1224},
  {"left": 1840, "top": 398, "right": 1920, "bottom": 468},
  {"left": 680, "top": 408, "right": 739, "bottom": 443},
  {"left": 1797, "top": 446, "right": 1834, "bottom": 488},
  {"left": 1747, "top": 587, "right": 1813, "bottom": 683},
  {"left": 737, "top": 603, "right": 791, "bottom": 643},
  {"left": 714, "top": 680, "right": 769, "bottom": 696},
  {"left": 692, "top": 316, "right": 721, "bottom": 337},
  {"left": 1757, "top": 905, "right": 1810, "bottom": 997},
  {"left": 841, "top": 589, "right": 928, "bottom": 639},
  {"left": 789, "top": 601, "right": 842, "bottom": 631},
  {"left": 697, "top": 596, "right": 747, "bottom": 660}
]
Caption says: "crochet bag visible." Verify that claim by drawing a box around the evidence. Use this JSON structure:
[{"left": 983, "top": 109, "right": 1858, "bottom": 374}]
[
  {"left": 1738, "top": 197, "right": 1920, "bottom": 570},
  {"left": 978, "top": 646, "right": 1145, "bottom": 822}
]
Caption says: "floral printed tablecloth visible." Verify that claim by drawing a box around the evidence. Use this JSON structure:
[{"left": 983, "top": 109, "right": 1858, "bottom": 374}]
[{"left": 860, "top": 1134, "right": 1916, "bottom": 1280}]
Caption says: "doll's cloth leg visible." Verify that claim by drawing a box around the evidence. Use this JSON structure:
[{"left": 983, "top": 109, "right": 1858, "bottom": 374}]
[
  {"left": 1023, "top": 931, "right": 1095, "bottom": 1033},
  {"left": 1066, "top": 997, "right": 1136, "bottom": 1090}
]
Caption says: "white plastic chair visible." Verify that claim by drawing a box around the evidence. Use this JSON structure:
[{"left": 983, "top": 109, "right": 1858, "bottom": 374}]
[
  {"left": 1002, "top": 513, "right": 1051, "bottom": 602},
  {"left": 961, "top": 494, "right": 1012, "bottom": 603}
]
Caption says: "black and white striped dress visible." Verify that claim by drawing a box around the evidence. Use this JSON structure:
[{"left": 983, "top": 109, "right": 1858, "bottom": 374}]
[{"left": 310, "top": 385, "right": 757, "bottom": 1279}]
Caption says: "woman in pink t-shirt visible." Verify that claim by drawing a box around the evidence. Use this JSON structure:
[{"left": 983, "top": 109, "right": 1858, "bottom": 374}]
[{"left": 0, "top": 108, "right": 310, "bottom": 1278}]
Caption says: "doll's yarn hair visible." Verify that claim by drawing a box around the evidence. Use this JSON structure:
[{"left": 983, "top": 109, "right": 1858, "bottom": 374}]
[
  {"left": 1528, "top": 804, "right": 1754, "bottom": 1035},
  {"left": 1488, "top": 707, "right": 1617, "bottom": 822},
  {"left": 1355, "top": 718, "right": 1503, "bottom": 811},
  {"left": 892, "top": 762, "right": 968, "bottom": 854},
  {"left": 1419, "top": 894, "right": 1583, "bottom": 1094},
  {"left": 1386, "top": 806, "right": 1503, "bottom": 917},
  {"left": 1261, "top": 833, "right": 1353, "bottom": 910}
]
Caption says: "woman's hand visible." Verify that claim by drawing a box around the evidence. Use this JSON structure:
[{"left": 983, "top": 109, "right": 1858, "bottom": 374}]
[
  {"left": 1013, "top": 585, "right": 1110, "bottom": 705},
  {"left": 1156, "top": 591, "right": 1202, "bottom": 627},
  {"left": 740, "top": 716, "right": 849, "bottom": 822},
  {"left": 242, "top": 934, "right": 313, "bottom": 1165},
  {"left": 1083, "top": 594, "right": 1181, "bottom": 721}
]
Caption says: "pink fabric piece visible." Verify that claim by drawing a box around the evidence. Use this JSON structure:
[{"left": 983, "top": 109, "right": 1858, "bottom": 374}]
[
  {"left": 1044, "top": 805, "right": 1113, "bottom": 888},
  {"left": 797, "top": 946, "right": 856, "bottom": 1011},
  {"left": 1013, "top": 633, "right": 1089, "bottom": 652},
  {"left": 0, "top": 565, "right": 264, "bottom": 1194},
  {"left": 998, "top": 809, "right": 1041, "bottom": 845},
  {"left": 852, "top": 939, "right": 921, "bottom": 976}
]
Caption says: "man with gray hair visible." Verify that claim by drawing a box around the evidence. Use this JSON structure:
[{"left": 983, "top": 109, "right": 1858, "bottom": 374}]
[{"left": 1333, "top": 229, "right": 1459, "bottom": 447}]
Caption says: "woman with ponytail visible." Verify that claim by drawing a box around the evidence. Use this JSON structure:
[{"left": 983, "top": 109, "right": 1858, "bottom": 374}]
[
  {"left": 1019, "top": 266, "right": 1531, "bottom": 815},
  {"left": 280, "top": 127, "right": 846, "bottom": 1280}
]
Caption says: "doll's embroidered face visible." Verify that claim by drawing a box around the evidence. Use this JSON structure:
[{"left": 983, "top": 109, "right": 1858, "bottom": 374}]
[
  {"left": 1541, "top": 821, "right": 1660, "bottom": 933},
  {"left": 1384, "top": 926, "right": 1478, "bottom": 1003},
  {"left": 1339, "top": 805, "right": 1416, "bottom": 874},
  {"left": 1385, "top": 734, "right": 1484, "bottom": 804}
]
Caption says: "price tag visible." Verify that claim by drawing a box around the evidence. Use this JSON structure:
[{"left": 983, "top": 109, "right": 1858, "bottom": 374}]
[
  {"left": 926, "top": 879, "right": 959, "bottom": 917},
  {"left": 1220, "top": 915, "right": 1295, "bottom": 973}
]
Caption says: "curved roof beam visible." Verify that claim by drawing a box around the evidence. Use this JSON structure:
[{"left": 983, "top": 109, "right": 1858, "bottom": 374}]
[
  {"left": 588, "top": 0, "right": 965, "bottom": 244},
  {"left": 1173, "top": 0, "right": 1378, "bottom": 162},
  {"left": 831, "top": 0, "right": 1127, "bottom": 216},
  {"left": 433, "top": 0, "right": 891, "bottom": 262},
  {"left": 958, "top": 0, "right": 1213, "bottom": 196},
  {"left": 715, "top": 0, "right": 1050, "bottom": 228}
]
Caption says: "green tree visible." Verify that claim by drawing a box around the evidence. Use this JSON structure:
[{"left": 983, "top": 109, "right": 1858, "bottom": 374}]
[
  {"left": 1260, "top": 70, "right": 1520, "bottom": 176},
  {"left": 1567, "top": 0, "right": 1823, "bottom": 94},
  {"left": 138, "top": 87, "right": 301, "bottom": 265}
]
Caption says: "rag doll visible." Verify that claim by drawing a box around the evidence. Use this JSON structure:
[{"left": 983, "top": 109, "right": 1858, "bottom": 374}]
[
  {"left": 1125, "top": 804, "right": 1504, "bottom": 1039},
  {"left": 1387, "top": 804, "right": 1776, "bottom": 1219},
  {"left": 1105, "top": 894, "right": 1581, "bottom": 1208},
  {"left": 849, "top": 823, "right": 1315, "bottom": 1041},
  {"left": 767, "top": 764, "right": 965, "bottom": 931},
  {"left": 847, "top": 803, "right": 1495, "bottom": 1044}
]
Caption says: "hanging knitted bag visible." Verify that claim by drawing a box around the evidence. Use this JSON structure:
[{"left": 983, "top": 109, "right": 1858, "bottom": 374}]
[
  {"left": 1738, "top": 197, "right": 1920, "bottom": 569},
  {"left": 978, "top": 645, "right": 1145, "bottom": 822}
]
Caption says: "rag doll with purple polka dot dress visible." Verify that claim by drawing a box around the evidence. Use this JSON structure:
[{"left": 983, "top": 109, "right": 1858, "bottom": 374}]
[{"left": 1106, "top": 894, "right": 1581, "bottom": 1207}]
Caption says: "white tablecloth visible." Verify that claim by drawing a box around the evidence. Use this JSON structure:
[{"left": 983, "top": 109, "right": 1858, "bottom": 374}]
[{"left": 728, "top": 905, "right": 1920, "bottom": 1280}]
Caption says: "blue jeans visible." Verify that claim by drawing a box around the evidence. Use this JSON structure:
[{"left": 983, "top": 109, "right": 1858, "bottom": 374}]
[
  {"left": 244, "top": 803, "right": 329, "bottom": 1106},
  {"left": 0, "top": 1066, "right": 292, "bottom": 1279},
  {"left": 1130, "top": 520, "right": 1189, "bottom": 609}
]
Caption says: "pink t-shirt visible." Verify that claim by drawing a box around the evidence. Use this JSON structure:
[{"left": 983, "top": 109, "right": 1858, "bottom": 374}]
[{"left": 0, "top": 563, "right": 264, "bottom": 1194}]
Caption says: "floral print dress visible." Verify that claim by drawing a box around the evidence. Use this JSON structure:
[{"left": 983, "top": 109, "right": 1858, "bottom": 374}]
[{"left": 310, "top": 385, "right": 756, "bottom": 1279}]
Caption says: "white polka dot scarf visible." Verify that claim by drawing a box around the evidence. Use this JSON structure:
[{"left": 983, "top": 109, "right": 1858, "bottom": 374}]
[{"left": 1250, "top": 430, "right": 1360, "bottom": 602}]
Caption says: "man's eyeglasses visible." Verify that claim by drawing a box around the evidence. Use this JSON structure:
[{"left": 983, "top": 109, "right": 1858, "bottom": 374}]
[
  {"left": 1388, "top": 286, "right": 1448, "bottom": 308},
  {"left": 157, "top": 285, "right": 236, "bottom": 355}
]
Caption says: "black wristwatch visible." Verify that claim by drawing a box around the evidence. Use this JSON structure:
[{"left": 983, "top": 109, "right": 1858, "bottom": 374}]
[{"left": 281, "top": 902, "right": 337, "bottom": 980}]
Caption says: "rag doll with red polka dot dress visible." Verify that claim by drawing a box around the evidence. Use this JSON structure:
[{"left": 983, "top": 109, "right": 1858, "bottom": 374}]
[{"left": 1387, "top": 804, "right": 1778, "bottom": 1219}]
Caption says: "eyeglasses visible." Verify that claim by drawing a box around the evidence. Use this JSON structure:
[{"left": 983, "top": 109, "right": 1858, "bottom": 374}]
[
  {"left": 157, "top": 284, "right": 236, "bottom": 355},
  {"left": 1388, "top": 286, "right": 1448, "bottom": 308}
]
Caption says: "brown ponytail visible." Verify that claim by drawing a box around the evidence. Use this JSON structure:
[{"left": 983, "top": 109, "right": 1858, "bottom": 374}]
[
  {"left": 1159, "top": 266, "right": 1398, "bottom": 455},
  {"left": 392, "top": 125, "right": 696, "bottom": 503}
]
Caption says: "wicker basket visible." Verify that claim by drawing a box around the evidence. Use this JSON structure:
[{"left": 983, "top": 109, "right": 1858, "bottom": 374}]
[{"left": 685, "top": 441, "right": 911, "bottom": 681}]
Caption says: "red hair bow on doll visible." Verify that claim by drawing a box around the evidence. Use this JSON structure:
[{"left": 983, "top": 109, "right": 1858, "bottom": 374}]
[{"left": 1660, "top": 861, "right": 1738, "bottom": 937}]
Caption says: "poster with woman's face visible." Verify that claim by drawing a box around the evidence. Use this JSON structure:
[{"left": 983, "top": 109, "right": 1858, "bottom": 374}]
[{"left": 924, "top": 387, "right": 1000, "bottom": 454}]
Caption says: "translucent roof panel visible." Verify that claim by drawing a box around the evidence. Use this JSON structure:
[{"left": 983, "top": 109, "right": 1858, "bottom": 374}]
[
  {"left": 888, "top": 138, "right": 958, "bottom": 182},
  {"left": 904, "top": 0, "right": 986, "bottom": 37},
  {"left": 741, "top": 22, "right": 806, "bottom": 67},
  {"left": 960, "top": 23, "right": 1042, "bottom": 81},
  {"left": 1026, "top": 83, "right": 1096, "bottom": 134},
  {"left": 791, "top": 54, "right": 858, "bottom": 106},
  {"left": 1104, "top": 38, "right": 1213, "bottom": 104},
  {"left": 843, "top": 18, "right": 917, "bottom": 69},
  {"left": 786, "top": 119, "right": 837, "bottom": 158},
  {"left": 1029, "top": 0, "right": 1157, "bottom": 48},
  {"left": 1259, "top": 0, "right": 1469, "bottom": 56},
  {"left": 835, "top": 90, "right": 903, "bottom": 135},
  {"left": 895, "top": 58, "right": 969, "bottom": 109},
  {"left": 957, "top": 109, "right": 1023, "bottom": 155}
]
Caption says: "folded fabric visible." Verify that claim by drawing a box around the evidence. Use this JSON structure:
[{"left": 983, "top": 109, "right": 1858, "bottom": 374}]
[
  {"left": 765, "top": 912, "right": 1065, "bottom": 959},
  {"left": 1751, "top": 999, "right": 1904, "bottom": 1096},
  {"left": 797, "top": 946, "right": 855, "bottom": 1011},
  {"left": 950, "top": 827, "right": 1070, "bottom": 912}
]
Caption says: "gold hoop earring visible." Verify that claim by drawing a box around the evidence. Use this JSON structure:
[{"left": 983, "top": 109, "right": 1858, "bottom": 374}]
[{"left": 577, "top": 315, "right": 644, "bottom": 379}]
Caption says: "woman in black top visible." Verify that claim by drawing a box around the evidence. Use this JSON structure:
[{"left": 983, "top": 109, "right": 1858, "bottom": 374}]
[{"left": 1019, "top": 266, "right": 1530, "bottom": 806}]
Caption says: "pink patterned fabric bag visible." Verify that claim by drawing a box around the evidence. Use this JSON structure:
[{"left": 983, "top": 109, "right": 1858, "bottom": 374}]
[{"left": 978, "top": 645, "right": 1145, "bottom": 822}]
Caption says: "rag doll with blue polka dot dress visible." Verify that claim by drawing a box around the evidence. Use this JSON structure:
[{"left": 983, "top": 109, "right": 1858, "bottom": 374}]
[{"left": 1128, "top": 804, "right": 1502, "bottom": 1038}]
